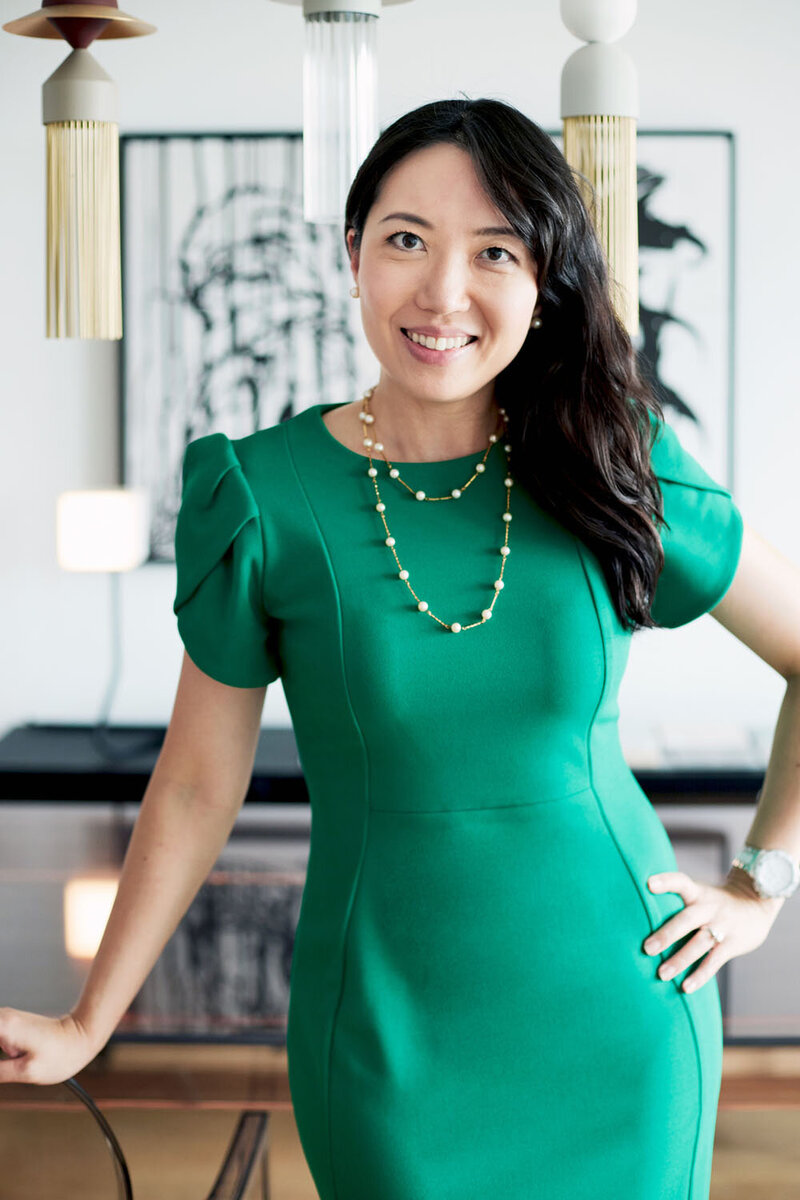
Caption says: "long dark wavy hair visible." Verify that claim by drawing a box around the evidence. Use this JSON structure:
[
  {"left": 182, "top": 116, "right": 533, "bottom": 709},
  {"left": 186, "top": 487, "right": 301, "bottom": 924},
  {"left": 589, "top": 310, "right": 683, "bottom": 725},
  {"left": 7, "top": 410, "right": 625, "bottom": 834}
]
[{"left": 344, "top": 96, "right": 669, "bottom": 632}]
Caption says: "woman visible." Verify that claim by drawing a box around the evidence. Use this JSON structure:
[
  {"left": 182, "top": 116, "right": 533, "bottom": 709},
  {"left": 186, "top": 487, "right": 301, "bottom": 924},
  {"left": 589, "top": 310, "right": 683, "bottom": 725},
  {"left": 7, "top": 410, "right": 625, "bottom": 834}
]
[{"left": 2, "top": 97, "right": 799, "bottom": 1199}]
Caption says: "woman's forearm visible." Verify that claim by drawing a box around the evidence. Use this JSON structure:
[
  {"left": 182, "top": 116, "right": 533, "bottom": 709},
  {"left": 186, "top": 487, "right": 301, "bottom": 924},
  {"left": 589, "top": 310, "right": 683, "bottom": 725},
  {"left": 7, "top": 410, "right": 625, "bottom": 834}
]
[
  {"left": 70, "top": 769, "right": 244, "bottom": 1053},
  {"left": 726, "top": 673, "right": 800, "bottom": 895}
]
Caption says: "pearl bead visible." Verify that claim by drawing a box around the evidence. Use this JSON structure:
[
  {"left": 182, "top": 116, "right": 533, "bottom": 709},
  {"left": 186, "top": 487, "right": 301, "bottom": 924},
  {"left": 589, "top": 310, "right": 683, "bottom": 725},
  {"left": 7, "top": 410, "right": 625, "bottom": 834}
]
[
  {"left": 481, "top": 609, "right": 493, "bottom": 619},
  {"left": 364, "top": 413, "right": 375, "bottom": 423},
  {"left": 451, "top": 488, "right": 461, "bottom": 499},
  {"left": 500, "top": 546, "right": 510, "bottom": 556},
  {"left": 415, "top": 490, "right": 426, "bottom": 501},
  {"left": 502, "top": 512, "right": 512, "bottom": 522},
  {"left": 494, "top": 580, "right": 504, "bottom": 590},
  {"left": 376, "top": 502, "right": 385, "bottom": 512},
  {"left": 367, "top": 467, "right": 377, "bottom": 477},
  {"left": 399, "top": 569, "right": 409, "bottom": 580},
  {"left": 504, "top": 477, "right": 514, "bottom": 487},
  {"left": 498, "top": 407, "right": 506, "bottom": 415},
  {"left": 374, "top": 442, "right": 383, "bottom": 451},
  {"left": 364, "top": 438, "right": 373, "bottom": 447},
  {"left": 489, "top": 434, "right": 497, "bottom": 443},
  {"left": 385, "top": 537, "right": 395, "bottom": 546},
  {"left": 359, "top": 412, "right": 368, "bottom": 421},
  {"left": 390, "top": 468, "right": 399, "bottom": 478},
  {"left": 475, "top": 462, "right": 485, "bottom": 473},
  {"left": 418, "top": 600, "right": 428, "bottom": 611},
  {"left": 450, "top": 622, "right": 462, "bottom": 633},
  {"left": 504, "top": 443, "right": 512, "bottom": 452}
]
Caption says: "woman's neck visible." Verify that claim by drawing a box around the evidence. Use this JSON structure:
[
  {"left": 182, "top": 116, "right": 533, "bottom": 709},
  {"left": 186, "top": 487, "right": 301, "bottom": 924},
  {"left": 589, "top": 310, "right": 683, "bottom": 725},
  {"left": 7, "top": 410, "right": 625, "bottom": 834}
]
[{"left": 363, "top": 387, "right": 501, "bottom": 462}]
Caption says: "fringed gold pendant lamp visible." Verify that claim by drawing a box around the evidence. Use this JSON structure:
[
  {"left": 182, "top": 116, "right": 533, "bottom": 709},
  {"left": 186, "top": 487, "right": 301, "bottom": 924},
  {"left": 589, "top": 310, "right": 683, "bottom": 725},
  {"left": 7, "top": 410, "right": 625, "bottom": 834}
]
[
  {"left": 560, "top": 0, "right": 639, "bottom": 339},
  {"left": 2, "top": 3, "right": 156, "bottom": 340}
]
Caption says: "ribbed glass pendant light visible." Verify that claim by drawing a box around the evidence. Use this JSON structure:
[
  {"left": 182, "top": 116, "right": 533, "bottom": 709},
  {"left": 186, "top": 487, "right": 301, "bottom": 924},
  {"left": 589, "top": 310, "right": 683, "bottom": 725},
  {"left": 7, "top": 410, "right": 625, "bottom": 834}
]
[
  {"left": 2, "top": 3, "right": 156, "bottom": 340},
  {"left": 560, "top": 0, "right": 639, "bottom": 338},
  {"left": 270, "top": 0, "right": 413, "bottom": 225}
]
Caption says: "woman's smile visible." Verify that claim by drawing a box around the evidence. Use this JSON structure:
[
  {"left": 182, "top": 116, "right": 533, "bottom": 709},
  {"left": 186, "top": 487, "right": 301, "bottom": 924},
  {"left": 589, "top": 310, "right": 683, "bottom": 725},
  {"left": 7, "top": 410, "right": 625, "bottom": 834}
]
[{"left": 399, "top": 325, "right": 480, "bottom": 364}]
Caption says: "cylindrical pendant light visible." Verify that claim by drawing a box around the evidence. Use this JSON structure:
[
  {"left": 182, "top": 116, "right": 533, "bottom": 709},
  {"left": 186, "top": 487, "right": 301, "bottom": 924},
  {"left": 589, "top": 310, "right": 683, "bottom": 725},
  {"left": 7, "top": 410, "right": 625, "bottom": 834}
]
[
  {"left": 2, "top": 3, "right": 156, "bottom": 340},
  {"left": 270, "top": 0, "right": 414, "bottom": 225},
  {"left": 560, "top": 0, "right": 639, "bottom": 339}
]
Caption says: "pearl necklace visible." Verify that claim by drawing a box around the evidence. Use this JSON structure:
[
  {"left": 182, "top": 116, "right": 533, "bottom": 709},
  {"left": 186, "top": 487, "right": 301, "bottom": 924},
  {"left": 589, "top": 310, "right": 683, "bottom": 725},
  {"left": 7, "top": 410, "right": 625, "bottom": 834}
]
[{"left": 358, "top": 384, "right": 514, "bottom": 633}]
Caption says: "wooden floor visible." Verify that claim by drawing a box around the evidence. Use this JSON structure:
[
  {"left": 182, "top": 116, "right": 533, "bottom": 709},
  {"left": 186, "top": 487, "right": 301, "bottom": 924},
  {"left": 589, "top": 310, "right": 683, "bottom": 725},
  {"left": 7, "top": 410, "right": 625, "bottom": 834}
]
[{"left": 1, "top": 1047, "right": 799, "bottom": 1198}]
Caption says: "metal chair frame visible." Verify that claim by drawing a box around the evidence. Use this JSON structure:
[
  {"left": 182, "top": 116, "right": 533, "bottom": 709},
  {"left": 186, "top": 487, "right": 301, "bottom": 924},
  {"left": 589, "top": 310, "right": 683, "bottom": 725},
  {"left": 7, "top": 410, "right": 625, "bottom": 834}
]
[{"left": 62, "top": 1075, "right": 272, "bottom": 1199}]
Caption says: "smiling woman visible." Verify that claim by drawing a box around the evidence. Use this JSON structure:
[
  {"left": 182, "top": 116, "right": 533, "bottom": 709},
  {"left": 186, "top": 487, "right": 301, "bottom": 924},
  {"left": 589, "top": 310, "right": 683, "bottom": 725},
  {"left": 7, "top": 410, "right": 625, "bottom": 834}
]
[
  {"left": 342, "top": 102, "right": 671, "bottom": 635},
  {"left": 249, "top": 96, "right": 750, "bottom": 1200},
  {"left": 345, "top": 147, "right": 541, "bottom": 448},
  {"left": 4, "top": 72, "right": 799, "bottom": 1200}
]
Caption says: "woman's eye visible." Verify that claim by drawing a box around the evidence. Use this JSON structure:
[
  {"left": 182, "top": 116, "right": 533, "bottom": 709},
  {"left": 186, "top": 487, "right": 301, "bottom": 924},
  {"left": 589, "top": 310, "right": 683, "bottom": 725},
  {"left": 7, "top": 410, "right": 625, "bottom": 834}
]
[
  {"left": 388, "top": 231, "right": 424, "bottom": 251},
  {"left": 386, "top": 231, "right": 516, "bottom": 263}
]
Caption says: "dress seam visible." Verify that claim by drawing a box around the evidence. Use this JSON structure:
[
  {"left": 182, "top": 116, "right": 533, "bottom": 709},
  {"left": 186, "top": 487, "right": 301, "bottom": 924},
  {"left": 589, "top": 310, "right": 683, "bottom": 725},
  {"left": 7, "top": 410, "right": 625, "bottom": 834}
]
[
  {"left": 284, "top": 418, "right": 372, "bottom": 1200},
  {"left": 370, "top": 783, "right": 594, "bottom": 813},
  {"left": 570, "top": 532, "right": 704, "bottom": 1200},
  {"left": 229, "top": 435, "right": 272, "bottom": 628}
]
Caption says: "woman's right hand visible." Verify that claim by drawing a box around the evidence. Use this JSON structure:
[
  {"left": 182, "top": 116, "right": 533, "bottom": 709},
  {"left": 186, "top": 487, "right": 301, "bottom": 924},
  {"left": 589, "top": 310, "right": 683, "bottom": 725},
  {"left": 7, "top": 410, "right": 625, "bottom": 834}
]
[{"left": 0, "top": 1008, "right": 101, "bottom": 1086}]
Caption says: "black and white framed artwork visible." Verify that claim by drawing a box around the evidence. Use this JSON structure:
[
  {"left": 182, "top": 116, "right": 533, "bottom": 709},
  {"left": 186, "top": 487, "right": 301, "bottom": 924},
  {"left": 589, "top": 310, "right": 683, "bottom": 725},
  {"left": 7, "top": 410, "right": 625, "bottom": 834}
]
[{"left": 120, "top": 131, "right": 377, "bottom": 562}]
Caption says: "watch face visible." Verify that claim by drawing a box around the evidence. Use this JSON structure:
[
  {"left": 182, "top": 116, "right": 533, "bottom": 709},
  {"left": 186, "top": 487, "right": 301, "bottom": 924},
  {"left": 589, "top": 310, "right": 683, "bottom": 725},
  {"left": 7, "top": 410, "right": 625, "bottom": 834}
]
[{"left": 755, "top": 850, "right": 796, "bottom": 895}]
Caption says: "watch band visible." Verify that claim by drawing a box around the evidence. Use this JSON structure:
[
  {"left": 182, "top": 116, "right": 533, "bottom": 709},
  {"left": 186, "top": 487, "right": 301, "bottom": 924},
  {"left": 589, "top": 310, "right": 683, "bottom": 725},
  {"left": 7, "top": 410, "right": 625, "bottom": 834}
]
[{"left": 731, "top": 844, "right": 760, "bottom": 873}]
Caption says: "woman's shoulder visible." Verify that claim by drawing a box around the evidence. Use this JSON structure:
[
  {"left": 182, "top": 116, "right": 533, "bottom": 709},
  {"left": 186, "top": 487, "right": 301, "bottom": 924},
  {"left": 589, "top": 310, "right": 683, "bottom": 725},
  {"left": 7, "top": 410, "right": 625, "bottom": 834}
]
[
  {"left": 224, "top": 408, "right": 311, "bottom": 484},
  {"left": 645, "top": 407, "right": 732, "bottom": 496}
]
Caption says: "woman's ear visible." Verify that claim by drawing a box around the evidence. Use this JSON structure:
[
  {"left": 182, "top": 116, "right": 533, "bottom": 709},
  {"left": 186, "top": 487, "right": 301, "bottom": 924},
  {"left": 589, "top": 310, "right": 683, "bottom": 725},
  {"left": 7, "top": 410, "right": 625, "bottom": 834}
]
[{"left": 346, "top": 227, "right": 360, "bottom": 283}]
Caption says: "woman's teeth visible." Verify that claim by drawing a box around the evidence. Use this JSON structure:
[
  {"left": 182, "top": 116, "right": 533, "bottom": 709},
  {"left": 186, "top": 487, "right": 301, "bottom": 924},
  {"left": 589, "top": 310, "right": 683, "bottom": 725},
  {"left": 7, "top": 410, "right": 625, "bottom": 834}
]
[{"left": 403, "top": 329, "right": 475, "bottom": 351}]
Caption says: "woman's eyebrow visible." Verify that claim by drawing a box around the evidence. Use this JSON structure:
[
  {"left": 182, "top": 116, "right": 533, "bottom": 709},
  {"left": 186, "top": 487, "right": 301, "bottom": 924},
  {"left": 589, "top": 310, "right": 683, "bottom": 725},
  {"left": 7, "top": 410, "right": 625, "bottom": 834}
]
[{"left": 378, "top": 211, "right": 521, "bottom": 240}]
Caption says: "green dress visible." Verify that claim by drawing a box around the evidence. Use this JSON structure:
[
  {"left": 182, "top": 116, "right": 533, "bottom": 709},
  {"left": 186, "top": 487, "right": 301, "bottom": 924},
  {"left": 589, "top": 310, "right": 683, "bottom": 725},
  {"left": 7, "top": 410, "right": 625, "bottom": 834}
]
[{"left": 173, "top": 401, "right": 743, "bottom": 1200}]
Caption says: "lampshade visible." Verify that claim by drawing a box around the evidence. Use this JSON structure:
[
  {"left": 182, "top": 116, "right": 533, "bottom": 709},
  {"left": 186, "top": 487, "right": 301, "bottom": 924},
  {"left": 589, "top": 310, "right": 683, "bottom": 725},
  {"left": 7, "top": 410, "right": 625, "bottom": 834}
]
[
  {"left": 56, "top": 487, "right": 150, "bottom": 572},
  {"left": 269, "top": 0, "right": 414, "bottom": 224},
  {"left": 2, "top": 3, "right": 156, "bottom": 339},
  {"left": 63, "top": 875, "right": 119, "bottom": 959},
  {"left": 559, "top": 0, "right": 640, "bottom": 338}
]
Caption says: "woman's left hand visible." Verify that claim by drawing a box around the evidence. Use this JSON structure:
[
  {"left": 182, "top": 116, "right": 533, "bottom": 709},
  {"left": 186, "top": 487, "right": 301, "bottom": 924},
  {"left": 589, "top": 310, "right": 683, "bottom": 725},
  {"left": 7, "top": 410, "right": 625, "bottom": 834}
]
[{"left": 642, "top": 868, "right": 786, "bottom": 993}]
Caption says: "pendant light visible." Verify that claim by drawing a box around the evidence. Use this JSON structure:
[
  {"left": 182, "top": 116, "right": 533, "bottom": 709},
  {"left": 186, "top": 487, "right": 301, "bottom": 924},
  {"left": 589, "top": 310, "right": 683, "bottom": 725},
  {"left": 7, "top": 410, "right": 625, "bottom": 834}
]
[
  {"left": 269, "top": 0, "right": 413, "bottom": 225},
  {"left": 2, "top": 3, "right": 156, "bottom": 340},
  {"left": 560, "top": 0, "right": 639, "bottom": 338}
]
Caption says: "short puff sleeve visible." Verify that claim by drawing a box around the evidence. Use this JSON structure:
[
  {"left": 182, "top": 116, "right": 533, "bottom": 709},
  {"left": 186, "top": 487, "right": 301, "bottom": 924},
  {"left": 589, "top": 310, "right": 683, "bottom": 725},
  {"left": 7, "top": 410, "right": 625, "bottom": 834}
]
[
  {"left": 173, "top": 432, "right": 281, "bottom": 687},
  {"left": 648, "top": 415, "right": 744, "bottom": 629}
]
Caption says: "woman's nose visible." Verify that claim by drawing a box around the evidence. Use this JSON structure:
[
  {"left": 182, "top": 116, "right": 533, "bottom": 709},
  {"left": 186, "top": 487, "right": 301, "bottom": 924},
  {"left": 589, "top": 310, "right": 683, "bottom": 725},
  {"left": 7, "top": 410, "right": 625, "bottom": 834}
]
[{"left": 414, "top": 264, "right": 472, "bottom": 315}]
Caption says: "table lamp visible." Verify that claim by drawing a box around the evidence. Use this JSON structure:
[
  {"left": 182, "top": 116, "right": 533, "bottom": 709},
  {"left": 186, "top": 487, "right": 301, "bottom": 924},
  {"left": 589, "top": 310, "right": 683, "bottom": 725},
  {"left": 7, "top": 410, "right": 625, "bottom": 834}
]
[{"left": 56, "top": 486, "right": 157, "bottom": 761}]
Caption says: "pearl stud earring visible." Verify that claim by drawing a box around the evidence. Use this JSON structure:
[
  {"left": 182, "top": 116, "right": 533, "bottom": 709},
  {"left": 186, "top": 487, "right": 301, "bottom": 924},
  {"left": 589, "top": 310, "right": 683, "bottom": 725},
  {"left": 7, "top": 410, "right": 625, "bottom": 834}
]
[{"left": 350, "top": 285, "right": 359, "bottom": 298}]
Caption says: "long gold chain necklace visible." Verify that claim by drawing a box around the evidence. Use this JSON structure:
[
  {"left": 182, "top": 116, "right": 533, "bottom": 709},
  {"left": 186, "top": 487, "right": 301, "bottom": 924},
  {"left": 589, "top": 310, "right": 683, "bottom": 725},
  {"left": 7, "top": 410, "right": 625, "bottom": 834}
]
[{"left": 357, "top": 384, "right": 514, "bottom": 632}]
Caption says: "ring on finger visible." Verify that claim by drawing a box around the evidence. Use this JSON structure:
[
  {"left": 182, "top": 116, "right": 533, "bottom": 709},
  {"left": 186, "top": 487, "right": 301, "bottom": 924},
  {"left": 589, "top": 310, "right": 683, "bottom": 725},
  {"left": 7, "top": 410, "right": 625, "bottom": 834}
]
[{"left": 703, "top": 923, "right": 725, "bottom": 945}]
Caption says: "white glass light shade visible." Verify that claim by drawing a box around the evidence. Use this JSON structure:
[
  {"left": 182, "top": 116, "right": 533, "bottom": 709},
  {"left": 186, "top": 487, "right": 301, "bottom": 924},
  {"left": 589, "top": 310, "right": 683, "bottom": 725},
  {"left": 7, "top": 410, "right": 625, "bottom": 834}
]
[
  {"left": 57, "top": 488, "right": 150, "bottom": 572},
  {"left": 269, "top": 0, "right": 414, "bottom": 225},
  {"left": 303, "top": 8, "right": 378, "bottom": 223},
  {"left": 64, "top": 875, "right": 119, "bottom": 960}
]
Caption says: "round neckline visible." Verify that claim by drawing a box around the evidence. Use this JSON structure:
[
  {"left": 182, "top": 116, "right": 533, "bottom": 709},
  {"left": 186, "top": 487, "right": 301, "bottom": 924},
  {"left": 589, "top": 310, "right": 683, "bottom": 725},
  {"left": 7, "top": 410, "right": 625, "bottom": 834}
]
[{"left": 313, "top": 402, "right": 501, "bottom": 468}]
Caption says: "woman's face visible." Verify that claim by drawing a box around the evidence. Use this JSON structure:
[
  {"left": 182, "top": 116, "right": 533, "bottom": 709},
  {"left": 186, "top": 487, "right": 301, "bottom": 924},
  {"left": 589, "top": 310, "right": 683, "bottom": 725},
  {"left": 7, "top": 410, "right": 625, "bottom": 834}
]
[{"left": 347, "top": 142, "right": 539, "bottom": 408}]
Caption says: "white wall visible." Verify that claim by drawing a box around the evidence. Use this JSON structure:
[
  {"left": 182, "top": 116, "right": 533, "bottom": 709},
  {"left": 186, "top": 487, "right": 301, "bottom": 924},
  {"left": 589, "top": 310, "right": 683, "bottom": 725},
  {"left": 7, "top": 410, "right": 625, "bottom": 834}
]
[{"left": 0, "top": 0, "right": 797, "bottom": 763}]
